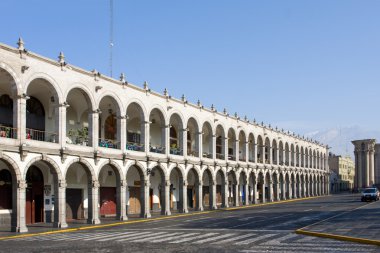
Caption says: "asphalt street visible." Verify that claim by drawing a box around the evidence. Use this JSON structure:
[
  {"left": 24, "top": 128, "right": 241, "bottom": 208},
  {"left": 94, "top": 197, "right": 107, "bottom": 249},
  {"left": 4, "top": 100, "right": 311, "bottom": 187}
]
[{"left": 1, "top": 194, "right": 378, "bottom": 253}]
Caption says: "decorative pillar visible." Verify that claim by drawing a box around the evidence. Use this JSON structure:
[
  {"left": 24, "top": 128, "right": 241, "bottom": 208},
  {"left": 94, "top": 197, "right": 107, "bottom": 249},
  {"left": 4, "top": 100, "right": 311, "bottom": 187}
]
[
  {"left": 143, "top": 179, "right": 151, "bottom": 218},
  {"left": 164, "top": 180, "right": 171, "bottom": 215},
  {"left": 269, "top": 147, "right": 273, "bottom": 164},
  {"left": 244, "top": 183, "right": 249, "bottom": 205},
  {"left": 196, "top": 180, "right": 203, "bottom": 211},
  {"left": 281, "top": 179, "right": 286, "bottom": 200},
  {"left": 144, "top": 122, "right": 150, "bottom": 154},
  {"left": 119, "top": 116, "right": 127, "bottom": 152},
  {"left": 182, "top": 129, "right": 187, "bottom": 157},
  {"left": 253, "top": 180, "right": 258, "bottom": 204},
  {"left": 181, "top": 180, "right": 188, "bottom": 213},
  {"left": 88, "top": 180, "right": 101, "bottom": 224},
  {"left": 12, "top": 180, "right": 28, "bottom": 233},
  {"left": 223, "top": 180, "right": 229, "bottom": 208},
  {"left": 15, "top": 96, "right": 27, "bottom": 143},
  {"left": 275, "top": 181, "right": 280, "bottom": 201},
  {"left": 54, "top": 180, "right": 68, "bottom": 228},
  {"left": 211, "top": 134, "right": 216, "bottom": 160},
  {"left": 298, "top": 180, "right": 302, "bottom": 198},
  {"left": 261, "top": 181, "right": 266, "bottom": 203},
  {"left": 288, "top": 179, "right": 293, "bottom": 199},
  {"left": 198, "top": 132, "right": 203, "bottom": 158},
  {"left": 234, "top": 182, "right": 239, "bottom": 206},
  {"left": 117, "top": 180, "right": 127, "bottom": 220},
  {"left": 268, "top": 180, "right": 273, "bottom": 202},
  {"left": 165, "top": 125, "right": 170, "bottom": 156},
  {"left": 211, "top": 180, "right": 217, "bottom": 210},
  {"left": 58, "top": 103, "right": 69, "bottom": 146},
  {"left": 89, "top": 111, "right": 100, "bottom": 148}
]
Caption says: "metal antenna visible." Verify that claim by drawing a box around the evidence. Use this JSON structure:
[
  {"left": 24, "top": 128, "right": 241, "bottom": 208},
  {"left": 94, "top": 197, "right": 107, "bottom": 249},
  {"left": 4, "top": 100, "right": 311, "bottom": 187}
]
[{"left": 109, "top": 0, "right": 114, "bottom": 77}]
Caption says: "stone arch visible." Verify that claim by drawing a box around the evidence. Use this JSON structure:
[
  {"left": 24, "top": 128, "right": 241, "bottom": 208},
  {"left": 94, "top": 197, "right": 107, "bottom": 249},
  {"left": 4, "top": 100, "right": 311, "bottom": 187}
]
[
  {"left": 125, "top": 98, "right": 148, "bottom": 121},
  {"left": 24, "top": 72, "right": 63, "bottom": 105},
  {"left": 0, "top": 61, "right": 21, "bottom": 96},
  {"left": 64, "top": 84, "right": 96, "bottom": 110},
  {"left": 64, "top": 158, "right": 96, "bottom": 181}
]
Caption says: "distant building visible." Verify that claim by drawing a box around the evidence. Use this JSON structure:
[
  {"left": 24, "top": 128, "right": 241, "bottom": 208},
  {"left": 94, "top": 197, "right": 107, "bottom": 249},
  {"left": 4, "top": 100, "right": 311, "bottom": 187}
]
[
  {"left": 352, "top": 139, "right": 379, "bottom": 189},
  {"left": 328, "top": 154, "right": 355, "bottom": 192}
]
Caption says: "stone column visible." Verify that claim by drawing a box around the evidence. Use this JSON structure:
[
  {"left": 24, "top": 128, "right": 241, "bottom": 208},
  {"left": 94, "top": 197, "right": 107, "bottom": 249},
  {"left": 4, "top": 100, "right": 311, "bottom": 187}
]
[
  {"left": 117, "top": 180, "right": 127, "bottom": 220},
  {"left": 254, "top": 144, "right": 258, "bottom": 163},
  {"left": 235, "top": 140, "right": 239, "bottom": 161},
  {"left": 144, "top": 122, "right": 150, "bottom": 153},
  {"left": 369, "top": 148, "right": 375, "bottom": 186},
  {"left": 244, "top": 183, "right": 249, "bottom": 205},
  {"left": 143, "top": 179, "right": 151, "bottom": 218},
  {"left": 224, "top": 137, "right": 228, "bottom": 161},
  {"left": 298, "top": 180, "right": 302, "bottom": 198},
  {"left": 182, "top": 129, "right": 187, "bottom": 157},
  {"left": 119, "top": 116, "right": 127, "bottom": 152},
  {"left": 165, "top": 125, "right": 170, "bottom": 156},
  {"left": 234, "top": 183, "right": 239, "bottom": 206},
  {"left": 211, "top": 180, "right": 217, "bottom": 209},
  {"left": 275, "top": 181, "right": 280, "bottom": 201},
  {"left": 261, "top": 182, "right": 266, "bottom": 203},
  {"left": 58, "top": 103, "right": 69, "bottom": 146},
  {"left": 357, "top": 150, "right": 362, "bottom": 188},
  {"left": 253, "top": 180, "right": 258, "bottom": 204},
  {"left": 281, "top": 179, "right": 286, "bottom": 200},
  {"left": 12, "top": 180, "right": 28, "bottom": 233},
  {"left": 211, "top": 134, "right": 216, "bottom": 160},
  {"left": 288, "top": 179, "right": 293, "bottom": 199},
  {"left": 223, "top": 180, "right": 229, "bottom": 208},
  {"left": 88, "top": 180, "right": 101, "bottom": 224},
  {"left": 15, "top": 96, "right": 27, "bottom": 143},
  {"left": 245, "top": 141, "right": 249, "bottom": 162},
  {"left": 54, "top": 180, "right": 68, "bottom": 228},
  {"left": 196, "top": 180, "right": 203, "bottom": 211},
  {"left": 198, "top": 132, "right": 203, "bottom": 158},
  {"left": 164, "top": 180, "right": 171, "bottom": 215},
  {"left": 89, "top": 111, "right": 100, "bottom": 148},
  {"left": 268, "top": 180, "right": 273, "bottom": 202},
  {"left": 181, "top": 180, "right": 188, "bottom": 213}
]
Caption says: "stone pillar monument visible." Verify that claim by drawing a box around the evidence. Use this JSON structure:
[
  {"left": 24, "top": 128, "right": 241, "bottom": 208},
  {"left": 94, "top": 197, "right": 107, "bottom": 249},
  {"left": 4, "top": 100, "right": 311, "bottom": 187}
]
[{"left": 352, "top": 139, "right": 376, "bottom": 189}]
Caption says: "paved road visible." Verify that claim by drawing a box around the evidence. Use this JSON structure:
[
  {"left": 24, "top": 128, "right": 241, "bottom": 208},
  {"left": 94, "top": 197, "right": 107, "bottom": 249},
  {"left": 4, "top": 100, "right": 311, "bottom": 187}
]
[{"left": 1, "top": 195, "right": 378, "bottom": 252}]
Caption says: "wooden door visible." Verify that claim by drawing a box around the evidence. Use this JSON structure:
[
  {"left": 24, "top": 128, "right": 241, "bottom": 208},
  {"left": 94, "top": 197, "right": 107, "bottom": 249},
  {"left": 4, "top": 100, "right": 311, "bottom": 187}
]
[
  {"left": 128, "top": 187, "right": 141, "bottom": 215},
  {"left": 25, "top": 166, "right": 44, "bottom": 224},
  {"left": 149, "top": 188, "right": 153, "bottom": 210},
  {"left": 66, "top": 188, "right": 83, "bottom": 220},
  {"left": 100, "top": 187, "right": 116, "bottom": 217}
]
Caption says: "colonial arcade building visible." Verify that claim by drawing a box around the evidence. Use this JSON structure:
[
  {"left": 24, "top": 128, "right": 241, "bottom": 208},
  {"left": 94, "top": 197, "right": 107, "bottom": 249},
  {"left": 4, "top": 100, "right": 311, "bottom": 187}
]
[{"left": 0, "top": 40, "right": 329, "bottom": 233}]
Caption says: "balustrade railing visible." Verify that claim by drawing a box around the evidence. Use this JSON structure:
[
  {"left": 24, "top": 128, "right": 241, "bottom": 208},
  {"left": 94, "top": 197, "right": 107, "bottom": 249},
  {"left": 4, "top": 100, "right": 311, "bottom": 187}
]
[
  {"left": 203, "top": 152, "right": 213, "bottom": 159},
  {"left": 98, "top": 139, "right": 120, "bottom": 149},
  {"left": 126, "top": 142, "right": 144, "bottom": 152},
  {"left": 150, "top": 145, "right": 165, "bottom": 154},
  {"left": 0, "top": 126, "right": 17, "bottom": 139},
  {"left": 187, "top": 150, "right": 199, "bottom": 157},
  {"left": 248, "top": 158, "right": 255, "bottom": 163},
  {"left": 215, "top": 153, "right": 224, "bottom": 160},
  {"left": 26, "top": 128, "right": 57, "bottom": 143},
  {"left": 170, "top": 147, "right": 183, "bottom": 156},
  {"left": 228, "top": 155, "right": 236, "bottom": 161},
  {"left": 239, "top": 156, "right": 246, "bottom": 162},
  {"left": 66, "top": 133, "right": 89, "bottom": 146}
]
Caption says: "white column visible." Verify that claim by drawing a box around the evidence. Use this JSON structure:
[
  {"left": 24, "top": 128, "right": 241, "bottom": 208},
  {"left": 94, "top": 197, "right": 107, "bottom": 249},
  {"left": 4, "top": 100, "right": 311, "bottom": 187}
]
[
  {"left": 253, "top": 180, "right": 258, "bottom": 204},
  {"left": 58, "top": 104, "right": 68, "bottom": 146},
  {"left": 234, "top": 183, "right": 239, "bottom": 206},
  {"left": 211, "top": 180, "right": 217, "bottom": 210},
  {"left": 281, "top": 179, "right": 286, "bottom": 200},
  {"left": 54, "top": 180, "right": 68, "bottom": 228},
  {"left": 244, "top": 183, "right": 249, "bottom": 205},
  {"left": 119, "top": 116, "right": 127, "bottom": 152},
  {"left": 144, "top": 122, "right": 150, "bottom": 153},
  {"left": 165, "top": 125, "right": 170, "bottom": 156},
  {"left": 88, "top": 180, "right": 101, "bottom": 224},
  {"left": 181, "top": 180, "right": 189, "bottom": 213},
  {"left": 90, "top": 111, "right": 100, "bottom": 148},
  {"left": 16, "top": 96, "right": 27, "bottom": 143},
  {"left": 288, "top": 179, "right": 293, "bottom": 199},
  {"left": 223, "top": 180, "right": 229, "bottom": 208},
  {"left": 164, "top": 180, "right": 171, "bottom": 215},
  {"left": 13, "top": 180, "right": 28, "bottom": 233},
  {"left": 143, "top": 179, "right": 151, "bottom": 218},
  {"left": 117, "top": 180, "right": 127, "bottom": 220},
  {"left": 268, "top": 180, "right": 273, "bottom": 202},
  {"left": 196, "top": 180, "right": 203, "bottom": 211},
  {"left": 182, "top": 129, "right": 187, "bottom": 157}
]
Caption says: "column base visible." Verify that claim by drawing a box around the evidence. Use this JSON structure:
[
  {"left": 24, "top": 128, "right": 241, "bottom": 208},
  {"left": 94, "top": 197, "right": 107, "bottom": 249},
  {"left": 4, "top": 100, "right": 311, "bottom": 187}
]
[
  {"left": 144, "top": 212, "right": 151, "bottom": 218},
  {"left": 197, "top": 207, "right": 204, "bottom": 212},
  {"left": 54, "top": 221, "right": 68, "bottom": 228},
  {"left": 119, "top": 215, "right": 128, "bottom": 221},
  {"left": 212, "top": 205, "right": 218, "bottom": 210},
  {"left": 180, "top": 208, "right": 189, "bottom": 213},
  {"left": 165, "top": 210, "right": 172, "bottom": 216},
  {"left": 12, "top": 225, "right": 28, "bottom": 233},
  {"left": 87, "top": 218, "right": 101, "bottom": 225}
]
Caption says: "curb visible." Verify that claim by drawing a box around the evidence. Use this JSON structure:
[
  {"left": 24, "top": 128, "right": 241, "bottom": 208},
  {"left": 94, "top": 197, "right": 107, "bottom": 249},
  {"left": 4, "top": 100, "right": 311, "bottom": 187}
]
[
  {"left": 0, "top": 195, "right": 324, "bottom": 241},
  {"left": 295, "top": 229, "right": 380, "bottom": 246}
]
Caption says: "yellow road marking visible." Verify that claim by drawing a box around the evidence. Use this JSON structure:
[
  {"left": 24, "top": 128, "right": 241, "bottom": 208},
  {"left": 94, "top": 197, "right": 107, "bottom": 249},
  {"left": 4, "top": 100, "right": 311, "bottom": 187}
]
[{"left": 0, "top": 195, "right": 323, "bottom": 241}]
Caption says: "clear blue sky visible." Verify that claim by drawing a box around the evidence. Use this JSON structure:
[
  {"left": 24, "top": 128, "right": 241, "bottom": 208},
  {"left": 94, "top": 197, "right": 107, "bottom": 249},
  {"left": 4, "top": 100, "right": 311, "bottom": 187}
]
[{"left": 1, "top": 0, "right": 379, "bottom": 135}]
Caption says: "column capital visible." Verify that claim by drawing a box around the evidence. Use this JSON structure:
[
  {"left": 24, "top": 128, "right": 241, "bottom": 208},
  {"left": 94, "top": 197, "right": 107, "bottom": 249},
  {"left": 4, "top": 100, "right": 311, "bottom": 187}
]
[
  {"left": 17, "top": 180, "right": 27, "bottom": 189},
  {"left": 92, "top": 180, "right": 100, "bottom": 188},
  {"left": 165, "top": 180, "right": 171, "bottom": 186},
  {"left": 59, "top": 180, "right": 67, "bottom": 188}
]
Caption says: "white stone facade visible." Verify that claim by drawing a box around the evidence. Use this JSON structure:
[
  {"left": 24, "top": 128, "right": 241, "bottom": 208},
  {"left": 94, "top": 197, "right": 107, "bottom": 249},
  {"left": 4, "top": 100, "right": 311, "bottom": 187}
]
[{"left": 0, "top": 40, "right": 329, "bottom": 233}]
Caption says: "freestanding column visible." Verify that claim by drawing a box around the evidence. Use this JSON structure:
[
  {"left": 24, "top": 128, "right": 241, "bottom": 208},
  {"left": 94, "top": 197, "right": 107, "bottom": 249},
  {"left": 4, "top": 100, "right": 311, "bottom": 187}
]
[
  {"left": 253, "top": 180, "right": 258, "bottom": 204},
  {"left": 268, "top": 180, "right": 273, "bottom": 202},
  {"left": 275, "top": 182, "right": 280, "bottom": 201},
  {"left": 234, "top": 183, "right": 239, "bottom": 206},
  {"left": 261, "top": 182, "right": 266, "bottom": 203},
  {"left": 119, "top": 116, "right": 127, "bottom": 152},
  {"left": 143, "top": 179, "right": 151, "bottom": 218},
  {"left": 298, "top": 180, "right": 302, "bottom": 198},
  {"left": 281, "top": 180, "right": 286, "bottom": 200},
  {"left": 88, "top": 180, "right": 101, "bottom": 224},
  {"left": 211, "top": 180, "right": 217, "bottom": 209},
  {"left": 244, "top": 183, "right": 249, "bottom": 205},
  {"left": 12, "top": 180, "right": 28, "bottom": 233},
  {"left": 54, "top": 180, "right": 68, "bottom": 228},
  {"left": 164, "top": 180, "right": 171, "bottom": 215},
  {"left": 89, "top": 111, "right": 100, "bottom": 148},
  {"left": 288, "top": 179, "right": 293, "bottom": 199},
  {"left": 223, "top": 181, "right": 229, "bottom": 208},
  {"left": 58, "top": 104, "right": 68, "bottom": 145},
  {"left": 196, "top": 180, "right": 203, "bottom": 211},
  {"left": 117, "top": 180, "right": 127, "bottom": 220},
  {"left": 181, "top": 180, "right": 188, "bottom": 213},
  {"left": 15, "top": 96, "right": 27, "bottom": 143}
]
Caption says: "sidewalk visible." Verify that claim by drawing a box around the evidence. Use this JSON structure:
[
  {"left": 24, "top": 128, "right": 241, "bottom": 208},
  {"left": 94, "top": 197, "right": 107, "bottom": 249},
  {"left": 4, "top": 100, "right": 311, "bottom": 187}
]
[{"left": 297, "top": 196, "right": 380, "bottom": 246}]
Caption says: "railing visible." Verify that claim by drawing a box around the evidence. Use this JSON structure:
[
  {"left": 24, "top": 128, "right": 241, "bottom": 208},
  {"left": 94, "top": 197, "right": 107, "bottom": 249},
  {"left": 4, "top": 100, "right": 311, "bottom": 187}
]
[
  {"left": 150, "top": 145, "right": 165, "bottom": 154},
  {"left": 291, "top": 162, "right": 294, "bottom": 166},
  {"left": 203, "top": 152, "right": 213, "bottom": 159},
  {"left": 170, "top": 147, "right": 183, "bottom": 156},
  {"left": 98, "top": 139, "right": 120, "bottom": 149},
  {"left": 239, "top": 156, "right": 246, "bottom": 162},
  {"left": 228, "top": 155, "right": 236, "bottom": 161},
  {"left": 285, "top": 161, "right": 289, "bottom": 166},
  {"left": 216, "top": 153, "right": 224, "bottom": 160},
  {"left": 66, "top": 133, "right": 89, "bottom": 146},
  {"left": 258, "top": 158, "right": 263, "bottom": 163},
  {"left": 279, "top": 161, "right": 284, "bottom": 166},
  {"left": 26, "top": 128, "right": 57, "bottom": 143},
  {"left": 0, "top": 126, "right": 17, "bottom": 139},
  {"left": 126, "top": 142, "right": 144, "bottom": 152},
  {"left": 187, "top": 150, "right": 199, "bottom": 157},
  {"left": 248, "top": 158, "right": 255, "bottom": 163}
]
